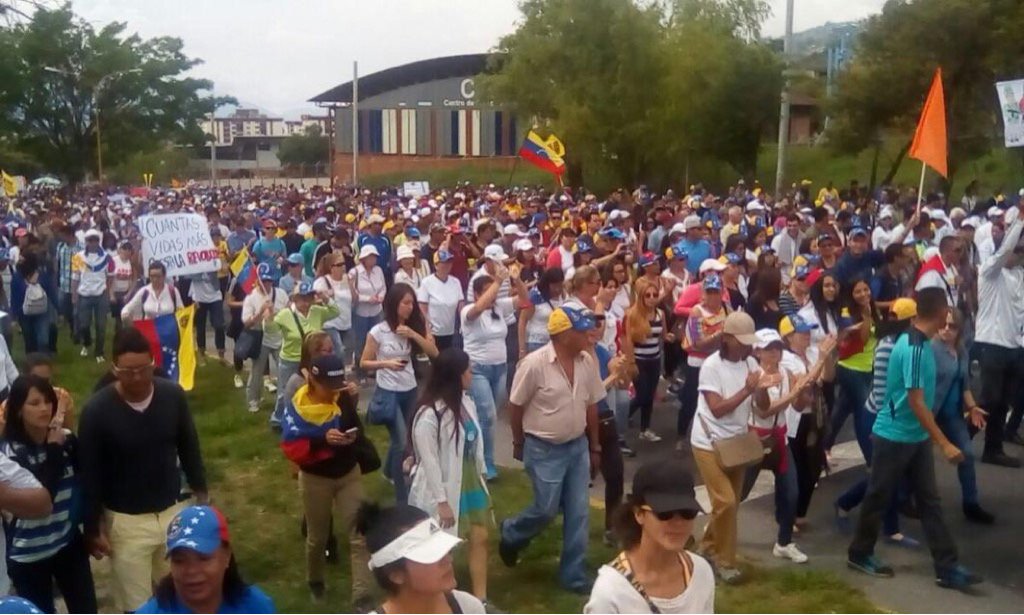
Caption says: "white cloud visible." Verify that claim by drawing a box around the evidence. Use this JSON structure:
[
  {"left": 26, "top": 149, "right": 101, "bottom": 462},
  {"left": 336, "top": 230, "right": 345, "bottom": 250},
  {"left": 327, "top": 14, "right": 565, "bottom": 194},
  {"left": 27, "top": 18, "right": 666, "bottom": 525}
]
[{"left": 69, "top": 0, "right": 886, "bottom": 116}]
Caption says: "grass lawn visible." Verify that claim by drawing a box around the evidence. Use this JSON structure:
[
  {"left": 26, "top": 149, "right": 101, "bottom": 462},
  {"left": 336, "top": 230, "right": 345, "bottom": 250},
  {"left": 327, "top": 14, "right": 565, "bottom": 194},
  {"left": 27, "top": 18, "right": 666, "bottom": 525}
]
[{"left": 41, "top": 330, "right": 877, "bottom": 613}]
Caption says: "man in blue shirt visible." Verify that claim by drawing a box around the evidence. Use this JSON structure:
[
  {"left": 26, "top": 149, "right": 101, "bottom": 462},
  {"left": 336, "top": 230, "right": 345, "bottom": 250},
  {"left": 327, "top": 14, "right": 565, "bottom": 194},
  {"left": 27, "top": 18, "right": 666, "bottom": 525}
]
[
  {"left": 679, "top": 214, "right": 712, "bottom": 276},
  {"left": 225, "top": 216, "right": 255, "bottom": 260},
  {"left": 357, "top": 214, "right": 392, "bottom": 282},
  {"left": 835, "top": 218, "right": 914, "bottom": 284},
  {"left": 847, "top": 287, "right": 982, "bottom": 591},
  {"left": 250, "top": 220, "right": 286, "bottom": 283}
]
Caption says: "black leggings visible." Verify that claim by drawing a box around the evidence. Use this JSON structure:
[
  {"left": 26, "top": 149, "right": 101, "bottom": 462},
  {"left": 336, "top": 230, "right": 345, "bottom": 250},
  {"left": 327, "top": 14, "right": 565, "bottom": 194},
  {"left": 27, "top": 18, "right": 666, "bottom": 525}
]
[
  {"left": 677, "top": 364, "right": 701, "bottom": 437},
  {"left": 8, "top": 530, "right": 97, "bottom": 614},
  {"left": 598, "top": 414, "right": 624, "bottom": 531},
  {"left": 629, "top": 358, "right": 661, "bottom": 430},
  {"left": 789, "top": 414, "right": 827, "bottom": 518}
]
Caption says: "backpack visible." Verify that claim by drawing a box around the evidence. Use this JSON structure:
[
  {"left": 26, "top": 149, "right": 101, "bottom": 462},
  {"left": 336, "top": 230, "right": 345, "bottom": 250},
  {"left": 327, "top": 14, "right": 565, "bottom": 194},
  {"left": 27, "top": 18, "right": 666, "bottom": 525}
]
[
  {"left": 22, "top": 282, "right": 47, "bottom": 316},
  {"left": 402, "top": 402, "right": 446, "bottom": 479}
]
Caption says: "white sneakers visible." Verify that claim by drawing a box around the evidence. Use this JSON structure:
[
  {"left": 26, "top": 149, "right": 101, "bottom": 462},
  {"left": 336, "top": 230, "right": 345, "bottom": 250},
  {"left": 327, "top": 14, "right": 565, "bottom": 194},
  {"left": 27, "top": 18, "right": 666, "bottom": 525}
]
[
  {"left": 80, "top": 347, "right": 88, "bottom": 357},
  {"left": 639, "top": 430, "right": 662, "bottom": 443},
  {"left": 247, "top": 401, "right": 260, "bottom": 413},
  {"left": 773, "top": 542, "right": 809, "bottom": 564},
  {"left": 234, "top": 374, "right": 244, "bottom": 389}
]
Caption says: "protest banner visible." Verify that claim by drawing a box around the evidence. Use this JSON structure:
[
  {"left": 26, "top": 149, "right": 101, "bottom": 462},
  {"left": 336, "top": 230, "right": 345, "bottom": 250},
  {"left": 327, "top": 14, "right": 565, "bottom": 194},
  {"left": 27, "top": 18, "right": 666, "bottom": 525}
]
[
  {"left": 139, "top": 213, "right": 220, "bottom": 277},
  {"left": 996, "top": 79, "right": 1024, "bottom": 147},
  {"left": 402, "top": 181, "right": 430, "bottom": 198}
]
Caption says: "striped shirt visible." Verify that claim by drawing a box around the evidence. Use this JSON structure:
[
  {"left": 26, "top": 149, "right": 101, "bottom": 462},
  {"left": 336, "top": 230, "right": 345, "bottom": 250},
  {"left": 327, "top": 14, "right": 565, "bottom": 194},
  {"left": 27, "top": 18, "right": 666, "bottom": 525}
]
[
  {"left": 634, "top": 309, "right": 664, "bottom": 361},
  {"left": 866, "top": 336, "right": 896, "bottom": 415},
  {"left": 55, "top": 241, "right": 79, "bottom": 294},
  {"left": 1, "top": 433, "right": 78, "bottom": 563}
]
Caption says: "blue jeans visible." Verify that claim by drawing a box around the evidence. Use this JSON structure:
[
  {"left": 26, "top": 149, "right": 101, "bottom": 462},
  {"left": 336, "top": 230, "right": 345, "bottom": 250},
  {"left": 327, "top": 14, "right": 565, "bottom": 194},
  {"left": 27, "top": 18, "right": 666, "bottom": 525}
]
[
  {"left": 501, "top": 436, "right": 592, "bottom": 591},
  {"left": 369, "top": 387, "right": 417, "bottom": 504},
  {"left": 352, "top": 313, "right": 381, "bottom": 377},
  {"left": 470, "top": 362, "right": 506, "bottom": 478},
  {"left": 936, "top": 407, "right": 978, "bottom": 506},
  {"left": 76, "top": 294, "right": 109, "bottom": 358},
  {"left": 271, "top": 359, "right": 300, "bottom": 426},
  {"left": 607, "top": 388, "right": 630, "bottom": 439},
  {"left": 325, "top": 327, "right": 353, "bottom": 366},
  {"left": 826, "top": 366, "right": 873, "bottom": 452},
  {"left": 20, "top": 312, "right": 50, "bottom": 355},
  {"left": 526, "top": 340, "right": 546, "bottom": 353}
]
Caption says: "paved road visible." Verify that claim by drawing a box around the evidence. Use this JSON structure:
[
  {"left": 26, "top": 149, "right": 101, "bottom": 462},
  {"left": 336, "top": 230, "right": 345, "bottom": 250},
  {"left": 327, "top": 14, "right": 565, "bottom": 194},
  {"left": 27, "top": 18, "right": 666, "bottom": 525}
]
[{"left": 488, "top": 380, "right": 1024, "bottom": 613}]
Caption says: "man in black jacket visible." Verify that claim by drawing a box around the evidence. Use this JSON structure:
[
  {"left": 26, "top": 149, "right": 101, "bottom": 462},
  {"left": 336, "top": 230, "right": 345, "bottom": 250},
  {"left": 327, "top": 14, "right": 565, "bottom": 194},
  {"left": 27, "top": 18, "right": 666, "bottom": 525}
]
[{"left": 78, "top": 328, "right": 207, "bottom": 613}]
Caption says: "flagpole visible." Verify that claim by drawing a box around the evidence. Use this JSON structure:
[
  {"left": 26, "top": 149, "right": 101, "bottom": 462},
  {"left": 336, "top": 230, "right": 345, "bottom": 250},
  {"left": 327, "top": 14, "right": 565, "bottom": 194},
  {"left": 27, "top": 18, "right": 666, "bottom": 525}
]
[
  {"left": 507, "top": 134, "right": 523, "bottom": 187},
  {"left": 915, "top": 161, "right": 927, "bottom": 214}
]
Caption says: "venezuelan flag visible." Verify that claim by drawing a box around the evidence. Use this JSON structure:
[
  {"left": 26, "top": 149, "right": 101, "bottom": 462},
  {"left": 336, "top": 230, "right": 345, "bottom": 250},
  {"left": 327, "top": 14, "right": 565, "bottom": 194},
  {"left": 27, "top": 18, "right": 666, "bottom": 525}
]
[
  {"left": 132, "top": 304, "right": 197, "bottom": 391},
  {"left": 518, "top": 130, "right": 566, "bottom": 176},
  {"left": 230, "top": 248, "right": 258, "bottom": 294}
]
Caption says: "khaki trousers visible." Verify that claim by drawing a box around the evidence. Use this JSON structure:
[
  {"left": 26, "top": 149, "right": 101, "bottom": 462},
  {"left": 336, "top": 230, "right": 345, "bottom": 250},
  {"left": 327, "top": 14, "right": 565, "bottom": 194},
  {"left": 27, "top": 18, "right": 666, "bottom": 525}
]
[
  {"left": 693, "top": 447, "right": 745, "bottom": 567},
  {"left": 106, "top": 500, "right": 188, "bottom": 612},
  {"left": 299, "top": 467, "right": 372, "bottom": 602}
]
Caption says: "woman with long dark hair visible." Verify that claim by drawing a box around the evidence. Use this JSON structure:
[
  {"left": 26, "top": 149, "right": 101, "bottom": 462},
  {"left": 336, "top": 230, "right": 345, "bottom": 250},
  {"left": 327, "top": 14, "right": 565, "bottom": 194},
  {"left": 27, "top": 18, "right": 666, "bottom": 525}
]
[
  {"left": 746, "top": 267, "right": 783, "bottom": 330},
  {"left": 1, "top": 375, "right": 96, "bottom": 613},
  {"left": 797, "top": 269, "right": 840, "bottom": 424},
  {"left": 137, "top": 505, "right": 274, "bottom": 613},
  {"left": 408, "top": 348, "right": 491, "bottom": 605},
  {"left": 518, "top": 267, "right": 565, "bottom": 356},
  {"left": 826, "top": 277, "right": 880, "bottom": 454},
  {"left": 357, "top": 502, "right": 484, "bottom": 614},
  {"left": 363, "top": 283, "right": 438, "bottom": 502}
]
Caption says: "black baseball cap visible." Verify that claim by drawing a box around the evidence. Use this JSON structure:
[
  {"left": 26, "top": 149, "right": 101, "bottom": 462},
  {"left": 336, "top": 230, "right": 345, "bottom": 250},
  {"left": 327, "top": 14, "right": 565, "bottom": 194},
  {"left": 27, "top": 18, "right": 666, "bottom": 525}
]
[
  {"left": 631, "top": 462, "right": 702, "bottom": 514},
  {"left": 309, "top": 355, "right": 346, "bottom": 390}
]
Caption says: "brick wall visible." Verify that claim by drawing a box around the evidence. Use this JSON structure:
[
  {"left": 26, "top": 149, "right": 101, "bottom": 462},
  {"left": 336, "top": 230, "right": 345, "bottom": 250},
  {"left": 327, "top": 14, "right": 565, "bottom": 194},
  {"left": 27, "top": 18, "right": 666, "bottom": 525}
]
[{"left": 333, "top": 154, "right": 518, "bottom": 183}]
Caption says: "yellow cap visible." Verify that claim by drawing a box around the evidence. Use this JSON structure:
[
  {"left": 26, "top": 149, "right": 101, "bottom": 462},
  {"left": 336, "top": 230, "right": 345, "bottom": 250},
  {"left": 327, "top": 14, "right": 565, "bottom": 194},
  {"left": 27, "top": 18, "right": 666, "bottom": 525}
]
[
  {"left": 344, "top": 213, "right": 356, "bottom": 224},
  {"left": 383, "top": 220, "right": 396, "bottom": 231},
  {"left": 890, "top": 298, "right": 917, "bottom": 321}
]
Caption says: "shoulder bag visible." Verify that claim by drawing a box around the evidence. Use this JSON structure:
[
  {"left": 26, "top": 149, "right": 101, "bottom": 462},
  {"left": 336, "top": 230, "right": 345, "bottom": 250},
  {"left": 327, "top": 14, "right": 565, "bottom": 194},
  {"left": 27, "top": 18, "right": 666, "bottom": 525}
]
[{"left": 697, "top": 412, "right": 764, "bottom": 470}]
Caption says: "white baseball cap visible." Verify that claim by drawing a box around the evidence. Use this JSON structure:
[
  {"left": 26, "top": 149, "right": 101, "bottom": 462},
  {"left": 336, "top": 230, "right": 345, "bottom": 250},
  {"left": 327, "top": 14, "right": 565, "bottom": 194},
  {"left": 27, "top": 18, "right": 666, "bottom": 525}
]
[
  {"left": 483, "top": 244, "right": 509, "bottom": 262},
  {"left": 699, "top": 258, "right": 727, "bottom": 274},
  {"left": 358, "top": 245, "right": 380, "bottom": 260},
  {"left": 367, "top": 518, "right": 462, "bottom": 571},
  {"left": 396, "top": 245, "right": 415, "bottom": 261},
  {"left": 513, "top": 238, "right": 534, "bottom": 252},
  {"left": 670, "top": 222, "right": 687, "bottom": 236},
  {"left": 503, "top": 223, "right": 525, "bottom": 237},
  {"left": 753, "top": 328, "right": 784, "bottom": 349},
  {"left": 683, "top": 214, "right": 702, "bottom": 230}
]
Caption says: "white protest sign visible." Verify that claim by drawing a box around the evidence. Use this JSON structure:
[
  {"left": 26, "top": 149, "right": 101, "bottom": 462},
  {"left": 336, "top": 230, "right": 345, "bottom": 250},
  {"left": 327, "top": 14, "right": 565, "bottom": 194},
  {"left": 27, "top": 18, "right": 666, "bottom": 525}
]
[
  {"left": 996, "top": 79, "right": 1024, "bottom": 148},
  {"left": 402, "top": 181, "right": 430, "bottom": 198},
  {"left": 139, "top": 213, "right": 220, "bottom": 277}
]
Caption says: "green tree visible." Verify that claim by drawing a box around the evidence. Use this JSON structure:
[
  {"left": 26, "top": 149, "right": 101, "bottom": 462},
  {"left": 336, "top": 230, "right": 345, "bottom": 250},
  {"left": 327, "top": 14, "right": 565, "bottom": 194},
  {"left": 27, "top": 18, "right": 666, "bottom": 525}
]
[
  {"left": 0, "top": 6, "right": 234, "bottom": 182},
  {"left": 828, "top": 0, "right": 1024, "bottom": 191},
  {"left": 277, "top": 124, "right": 330, "bottom": 167}
]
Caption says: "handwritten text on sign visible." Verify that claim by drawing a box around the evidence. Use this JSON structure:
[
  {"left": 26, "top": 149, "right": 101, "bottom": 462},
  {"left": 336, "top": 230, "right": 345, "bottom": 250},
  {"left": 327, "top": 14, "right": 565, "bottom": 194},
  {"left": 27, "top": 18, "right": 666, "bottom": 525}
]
[{"left": 139, "top": 213, "right": 220, "bottom": 277}]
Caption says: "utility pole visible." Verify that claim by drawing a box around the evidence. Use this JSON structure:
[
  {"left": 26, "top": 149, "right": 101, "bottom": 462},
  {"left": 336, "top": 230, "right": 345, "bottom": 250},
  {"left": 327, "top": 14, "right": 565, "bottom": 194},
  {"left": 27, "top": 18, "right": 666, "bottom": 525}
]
[
  {"left": 352, "top": 61, "right": 359, "bottom": 186},
  {"left": 209, "top": 110, "right": 216, "bottom": 187},
  {"left": 774, "top": 0, "right": 795, "bottom": 198}
]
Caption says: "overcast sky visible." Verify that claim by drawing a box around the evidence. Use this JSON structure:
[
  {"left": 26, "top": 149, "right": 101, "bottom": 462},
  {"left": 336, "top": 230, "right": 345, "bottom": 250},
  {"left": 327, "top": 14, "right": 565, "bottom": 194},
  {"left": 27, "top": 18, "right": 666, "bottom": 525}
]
[{"left": 70, "top": 0, "right": 887, "bottom": 117}]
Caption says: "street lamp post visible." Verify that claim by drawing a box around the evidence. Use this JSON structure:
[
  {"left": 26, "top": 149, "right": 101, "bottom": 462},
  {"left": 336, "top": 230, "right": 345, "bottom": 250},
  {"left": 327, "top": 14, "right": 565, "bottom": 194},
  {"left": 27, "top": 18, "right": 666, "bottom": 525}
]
[{"left": 44, "top": 66, "right": 141, "bottom": 183}]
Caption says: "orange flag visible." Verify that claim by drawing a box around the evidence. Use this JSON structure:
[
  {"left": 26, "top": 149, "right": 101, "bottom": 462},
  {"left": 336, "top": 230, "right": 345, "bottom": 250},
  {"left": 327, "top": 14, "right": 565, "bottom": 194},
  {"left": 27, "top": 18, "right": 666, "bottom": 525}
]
[{"left": 909, "top": 68, "right": 948, "bottom": 178}]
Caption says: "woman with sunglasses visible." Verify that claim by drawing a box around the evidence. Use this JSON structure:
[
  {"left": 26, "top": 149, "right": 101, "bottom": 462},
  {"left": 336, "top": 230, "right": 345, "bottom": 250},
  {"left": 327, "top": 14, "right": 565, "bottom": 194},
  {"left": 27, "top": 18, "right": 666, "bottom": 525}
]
[
  {"left": 585, "top": 462, "right": 714, "bottom": 614},
  {"left": 932, "top": 309, "right": 994, "bottom": 524},
  {"left": 627, "top": 278, "right": 670, "bottom": 443},
  {"left": 120, "top": 262, "right": 183, "bottom": 322},
  {"left": 313, "top": 253, "right": 355, "bottom": 365}
]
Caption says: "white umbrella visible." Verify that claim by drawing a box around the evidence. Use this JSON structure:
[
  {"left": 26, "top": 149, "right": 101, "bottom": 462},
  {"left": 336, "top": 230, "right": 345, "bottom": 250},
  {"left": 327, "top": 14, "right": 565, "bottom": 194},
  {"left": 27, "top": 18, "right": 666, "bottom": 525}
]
[{"left": 31, "top": 176, "right": 61, "bottom": 187}]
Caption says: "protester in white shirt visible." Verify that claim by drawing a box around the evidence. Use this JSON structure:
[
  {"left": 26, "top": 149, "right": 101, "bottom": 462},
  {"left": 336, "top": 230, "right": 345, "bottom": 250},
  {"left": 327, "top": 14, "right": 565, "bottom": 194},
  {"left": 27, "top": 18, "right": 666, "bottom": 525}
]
[
  {"left": 313, "top": 252, "right": 354, "bottom": 366},
  {"left": 393, "top": 244, "right": 424, "bottom": 291},
  {"left": 689, "top": 312, "right": 770, "bottom": 584},
  {"left": 871, "top": 208, "right": 897, "bottom": 251},
  {"left": 0, "top": 335, "right": 17, "bottom": 398},
  {"left": 241, "top": 264, "right": 289, "bottom": 412},
  {"left": 72, "top": 229, "right": 114, "bottom": 362},
  {"left": 109, "top": 241, "right": 136, "bottom": 335},
  {"left": 771, "top": 216, "right": 802, "bottom": 284},
  {"left": 519, "top": 267, "right": 565, "bottom": 355},
  {"left": 417, "top": 249, "right": 465, "bottom": 351},
  {"left": 586, "top": 463, "right": 714, "bottom": 614},
  {"left": 189, "top": 271, "right": 226, "bottom": 363},
  {"left": 362, "top": 283, "right": 438, "bottom": 501},
  {"left": 349, "top": 245, "right": 386, "bottom": 381},
  {"left": 121, "top": 263, "right": 183, "bottom": 322},
  {"left": 461, "top": 263, "right": 526, "bottom": 480},
  {"left": 974, "top": 202, "right": 1024, "bottom": 466}
]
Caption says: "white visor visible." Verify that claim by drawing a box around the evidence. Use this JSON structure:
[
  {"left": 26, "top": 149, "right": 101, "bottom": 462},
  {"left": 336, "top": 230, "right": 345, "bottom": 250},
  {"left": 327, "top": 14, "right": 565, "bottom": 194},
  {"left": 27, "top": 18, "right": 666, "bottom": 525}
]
[{"left": 368, "top": 519, "right": 462, "bottom": 570}]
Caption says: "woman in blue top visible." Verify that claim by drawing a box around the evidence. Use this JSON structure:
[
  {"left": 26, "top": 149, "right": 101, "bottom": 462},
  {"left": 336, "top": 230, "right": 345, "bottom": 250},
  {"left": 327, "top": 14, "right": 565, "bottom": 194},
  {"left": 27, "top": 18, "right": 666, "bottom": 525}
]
[
  {"left": 136, "top": 505, "right": 274, "bottom": 614},
  {"left": 932, "top": 309, "right": 994, "bottom": 524},
  {"left": 2, "top": 375, "right": 96, "bottom": 613}
]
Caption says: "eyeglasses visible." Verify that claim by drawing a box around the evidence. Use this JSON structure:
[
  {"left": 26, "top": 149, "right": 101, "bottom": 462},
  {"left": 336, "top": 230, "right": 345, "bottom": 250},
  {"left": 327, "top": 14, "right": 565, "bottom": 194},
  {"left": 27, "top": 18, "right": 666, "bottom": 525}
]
[
  {"left": 640, "top": 505, "right": 698, "bottom": 521},
  {"left": 112, "top": 362, "right": 155, "bottom": 377},
  {"left": 331, "top": 263, "right": 344, "bottom": 268},
  {"left": 643, "top": 292, "right": 658, "bottom": 299}
]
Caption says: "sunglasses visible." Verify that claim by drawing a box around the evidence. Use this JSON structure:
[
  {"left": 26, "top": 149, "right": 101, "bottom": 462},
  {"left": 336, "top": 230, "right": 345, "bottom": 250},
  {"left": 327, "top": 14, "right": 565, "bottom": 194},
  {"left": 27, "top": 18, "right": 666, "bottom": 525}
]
[{"left": 641, "top": 505, "right": 698, "bottom": 521}]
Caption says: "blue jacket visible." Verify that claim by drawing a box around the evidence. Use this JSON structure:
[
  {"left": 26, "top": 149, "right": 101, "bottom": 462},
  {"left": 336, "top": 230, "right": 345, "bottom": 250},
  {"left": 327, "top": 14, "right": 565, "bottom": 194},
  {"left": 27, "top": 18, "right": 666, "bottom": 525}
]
[{"left": 357, "top": 232, "right": 392, "bottom": 270}]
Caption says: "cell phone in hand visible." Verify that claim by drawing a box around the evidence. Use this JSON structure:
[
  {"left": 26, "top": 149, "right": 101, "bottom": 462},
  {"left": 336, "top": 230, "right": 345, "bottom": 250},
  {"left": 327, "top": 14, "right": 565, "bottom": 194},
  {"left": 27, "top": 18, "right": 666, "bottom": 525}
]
[{"left": 344, "top": 427, "right": 359, "bottom": 435}]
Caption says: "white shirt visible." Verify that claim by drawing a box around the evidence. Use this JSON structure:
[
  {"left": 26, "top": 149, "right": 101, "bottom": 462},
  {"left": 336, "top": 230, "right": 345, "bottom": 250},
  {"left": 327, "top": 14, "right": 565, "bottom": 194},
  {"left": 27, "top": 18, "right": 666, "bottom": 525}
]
[
  {"left": 121, "top": 283, "right": 182, "bottom": 321},
  {"left": 555, "top": 245, "right": 574, "bottom": 277},
  {"left": 771, "top": 232, "right": 801, "bottom": 283},
  {"left": 662, "top": 269, "right": 690, "bottom": 304},
  {"left": 526, "top": 295, "right": 563, "bottom": 346},
  {"left": 780, "top": 351, "right": 811, "bottom": 438},
  {"left": 110, "top": 254, "right": 133, "bottom": 294},
  {"left": 417, "top": 274, "right": 464, "bottom": 336},
  {"left": 460, "top": 298, "right": 514, "bottom": 365},
  {"left": 369, "top": 590, "right": 485, "bottom": 615},
  {"left": 915, "top": 261, "right": 958, "bottom": 307},
  {"left": 750, "top": 365, "right": 791, "bottom": 433},
  {"left": 690, "top": 352, "right": 759, "bottom": 451},
  {"left": 585, "top": 552, "right": 716, "bottom": 614},
  {"left": 467, "top": 268, "right": 515, "bottom": 324},
  {"left": 72, "top": 249, "right": 112, "bottom": 297},
  {"left": 975, "top": 208, "right": 1024, "bottom": 349},
  {"left": 313, "top": 275, "right": 352, "bottom": 331},
  {"left": 241, "top": 287, "right": 289, "bottom": 349},
  {"left": 0, "top": 452, "right": 44, "bottom": 595},
  {"left": 610, "top": 284, "right": 631, "bottom": 320},
  {"left": 871, "top": 225, "right": 896, "bottom": 251},
  {"left": 394, "top": 267, "right": 423, "bottom": 291},
  {"left": 369, "top": 321, "right": 417, "bottom": 391},
  {"left": 349, "top": 264, "right": 385, "bottom": 318},
  {"left": 797, "top": 302, "right": 836, "bottom": 348},
  {"left": 0, "top": 336, "right": 17, "bottom": 393},
  {"left": 188, "top": 272, "right": 222, "bottom": 304}
]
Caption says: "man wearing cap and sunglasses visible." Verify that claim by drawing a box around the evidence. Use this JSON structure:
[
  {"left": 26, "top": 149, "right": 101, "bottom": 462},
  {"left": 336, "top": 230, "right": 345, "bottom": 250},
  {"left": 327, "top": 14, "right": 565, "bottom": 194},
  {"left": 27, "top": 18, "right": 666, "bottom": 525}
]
[
  {"left": 500, "top": 306, "right": 606, "bottom": 594},
  {"left": 251, "top": 220, "right": 286, "bottom": 284}
]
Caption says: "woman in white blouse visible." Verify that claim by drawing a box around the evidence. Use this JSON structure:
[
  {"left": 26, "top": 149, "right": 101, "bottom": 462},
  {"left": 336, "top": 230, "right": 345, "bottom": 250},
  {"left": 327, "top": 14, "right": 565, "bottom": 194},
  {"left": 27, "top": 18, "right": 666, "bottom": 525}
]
[
  {"left": 120, "top": 262, "right": 183, "bottom": 322},
  {"left": 313, "top": 253, "right": 354, "bottom": 366},
  {"left": 349, "top": 245, "right": 386, "bottom": 382},
  {"left": 416, "top": 249, "right": 464, "bottom": 352},
  {"left": 393, "top": 244, "right": 424, "bottom": 291},
  {"left": 460, "top": 263, "right": 526, "bottom": 480},
  {"left": 517, "top": 267, "right": 565, "bottom": 356}
]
